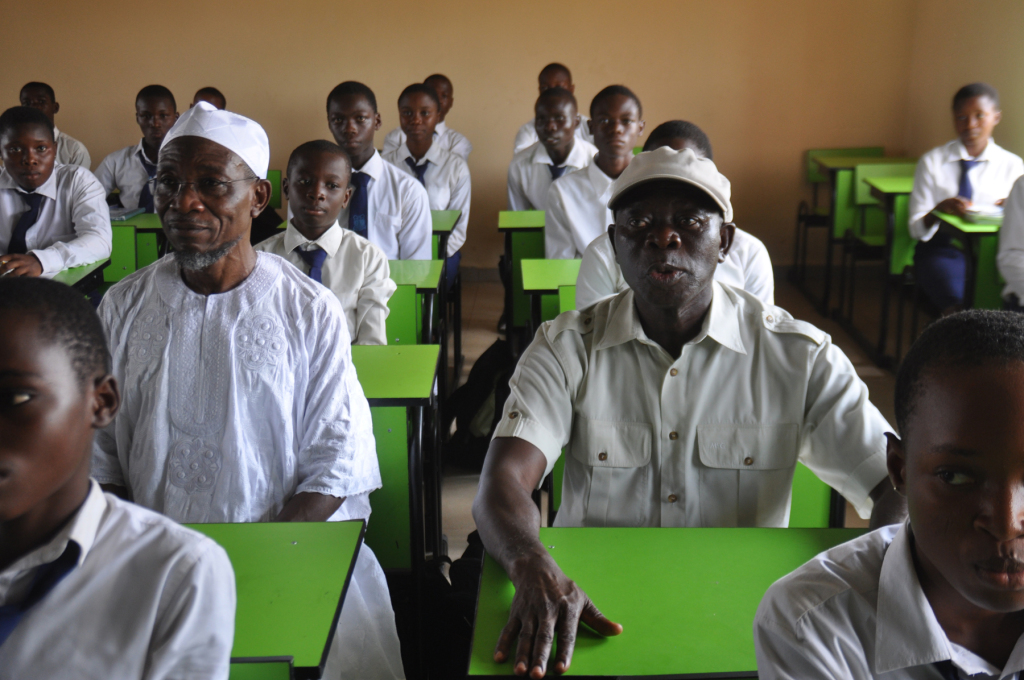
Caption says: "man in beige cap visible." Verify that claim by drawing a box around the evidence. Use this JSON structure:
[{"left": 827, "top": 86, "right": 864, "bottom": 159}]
[{"left": 472, "top": 146, "right": 907, "bottom": 678}]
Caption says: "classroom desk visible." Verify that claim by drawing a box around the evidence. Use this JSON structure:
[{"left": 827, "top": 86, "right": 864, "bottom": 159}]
[
  {"left": 932, "top": 210, "right": 1003, "bottom": 309},
  {"left": 432, "top": 209, "right": 462, "bottom": 387},
  {"left": 52, "top": 258, "right": 110, "bottom": 294},
  {"left": 498, "top": 211, "right": 545, "bottom": 352},
  {"left": 469, "top": 527, "right": 863, "bottom": 678},
  {"left": 387, "top": 258, "right": 447, "bottom": 398},
  {"left": 521, "top": 258, "right": 581, "bottom": 335},
  {"left": 119, "top": 212, "right": 165, "bottom": 268},
  {"left": 187, "top": 521, "right": 364, "bottom": 680}
]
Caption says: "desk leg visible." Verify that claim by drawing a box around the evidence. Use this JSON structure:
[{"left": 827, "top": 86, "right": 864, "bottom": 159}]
[
  {"left": 819, "top": 171, "right": 839, "bottom": 315},
  {"left": 503, "top": 231, "right": 513, "bottom": 337},
  {"left": 408, "top": 405, "right": 426, "bottom": 675},
  {"left": 876, "top": 196, "right": 895, "bottom": 360},
  {"left": 529, "top": 293, "right": 541, "bottom": 340}
]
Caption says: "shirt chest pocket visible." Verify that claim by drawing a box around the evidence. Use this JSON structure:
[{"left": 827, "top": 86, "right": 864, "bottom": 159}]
[
  {"left": 569, "top": 416, "right": 651, "bottom": 527},
  {"left": 696, "top": 423, "right": 800, "bottom": 527}
]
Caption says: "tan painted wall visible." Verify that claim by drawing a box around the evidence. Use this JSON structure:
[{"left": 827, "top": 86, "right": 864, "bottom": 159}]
[{"left": 0, "top": 0, "right": 945, "bottom": 268}]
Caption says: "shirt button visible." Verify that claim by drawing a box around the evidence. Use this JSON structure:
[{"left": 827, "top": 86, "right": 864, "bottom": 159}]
[
  {"left": 766, "top": 315, "right": 774, "bottom": 323},
  {"left": 598, "top": 452, "right": 608, "bottom": 461},
  {"left": 744, "top": 457, "right": 754, "bottom": 466},
  {"left": 669, "top": 431, "right": 678, "bottom": 440},
  {"left": 509, "top": 411, "right": 519, "bottom": 419},
  {"left": 667, "top": 494, "right": 678, "bottom": 503},
  {"left": 669, "top": 368, "right": 678, "bottom": 377}
]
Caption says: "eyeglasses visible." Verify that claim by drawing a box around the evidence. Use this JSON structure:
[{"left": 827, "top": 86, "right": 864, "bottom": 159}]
[{"left": 147, "top": 176, "right": 259, "bottom": 199}]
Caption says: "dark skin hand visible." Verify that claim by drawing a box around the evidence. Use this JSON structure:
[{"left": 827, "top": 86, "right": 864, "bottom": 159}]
[
  {"left": 328, "top": 94, "right": 381, "bottom": 171},
  {"left": 136, "top": 95, "right": 178, "bottom": 164},
  {"left": 399, "top": 92, "right": 440, "bottom": 162},
  {"left": 588, "top": 94, "right": 644, "bottom": 181},
  {"left": 423, "top": 76, "right": 453, "bottom": 121},
  {"left": 534, "top": 96, "right": 579, "bottom": 168},
  {"left": 285, "top": 150, "right": 353, "bottom": 241},
  {"left": 0, "top": 122, "right": 56, "bottom": 278}
]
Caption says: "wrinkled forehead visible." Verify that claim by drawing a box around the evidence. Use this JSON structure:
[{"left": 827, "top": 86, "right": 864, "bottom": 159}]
[{"left": 158, "top": 136, "right": 252, "bottom": 177}]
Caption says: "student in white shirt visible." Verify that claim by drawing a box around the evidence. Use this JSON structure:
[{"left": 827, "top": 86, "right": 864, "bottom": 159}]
[
  {"left": 756, "top": 310, "right": 1024, "bottom": 680},
  {"left": 0, "top": 277, "right": 235, "bottom": 679},
  {"left": 384, "top": 83, "right": 471, "bottom": 290},
  {"left": 545, "top": 85, "right": 645, "bottom": 259},
  {"left": 507, "top": 87, "right": 596, "bottom": 211},
  {"left": 191, "top": 86, "right": 226, "bottom": 110},
  {"left": 327, "top": 81, "right": 431, "bottom": 260},
  {"left": 383, "top": 74, "right": 473, "bottom": 160},
  {"left": 19, "top": 82, "right": 90, "bottom": 169},
  {"left": 909, "top": 83, "right": 1024, "bottom": 314},
  {"left": 576, "top": 120, "right": 775, "bottom": 307},
  {"left": 473, "top": 147, "right": 906, "bottom": 677},
  {"left": 513, "top": 63, "right": 594, "bottom": 154},
  {"left": 998, "top": 177, "right": 1024, "bottom": 310},
  {"left": 256, "top": 140, "right": 396, "bottom": 345},
  {"left": 94, "top": 85, "right": 179, "bottom": 213},
  {"left": 0, "top": 107, "right": 111, "bottom": 278}
]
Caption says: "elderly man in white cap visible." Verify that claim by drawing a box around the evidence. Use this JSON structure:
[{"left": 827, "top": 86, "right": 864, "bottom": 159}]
[
  {"left": 92, "top": 102, "right": 405, "bottom": 679},
  {"left": 472, "top": 146, "right": 908, "bottom": 677}
]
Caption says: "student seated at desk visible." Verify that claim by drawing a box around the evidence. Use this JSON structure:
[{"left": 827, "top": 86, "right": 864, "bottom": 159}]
[
  {"left": 92, "top": 102, "right": 405, "bottom": 680},
  {"left": 473, "top": 147, "right": 906, "bottom": 678},
  {"left": 909, "top": 83, "right": 1023, "bottom": 314},
  {"left": 327, "top": 81, "right": 431, "bottom": 260},
  {"left": 0, "top": 277, "right": 235, "bottom": 678},
  {"left": 191, "top": 86, "right": 226, "bottom": 110},
  {"left": 257, "top": 140, "right": 395, "bottom": 345},
  {"left": 755, "top": 310, "right": 1024, "bottom": 679},
  {"left": 19, "top": 81, "right": 90, "bottom": 169},
  {"left": 384, "top": 83, "right": 471, "bottom": 290},
  {"left": 95, "top": 85, "right": 179, "bottom": 214},
  {"left": 544, "top": 85, "right": 645, "bottom": 259},
  {"left": 507, "top": 87, "right": 596, "bottom": 211},
  {"left": 383, "top": 74, "right": 472, "bottom": 160},
  {"left": 513, "top": 63, "right": 594, "bottom": 154},
  {"left": 576, "top": 120, "right": 775, "bottom": 308},
  {"left": 0, "top": 106, "right": 110, "bottom": 279}
]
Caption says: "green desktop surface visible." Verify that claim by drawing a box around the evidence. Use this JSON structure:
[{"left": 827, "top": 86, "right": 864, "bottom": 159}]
[
  {"left": 521, "top": 258, "right": 582, "bottom": 294},
  {"left": 187, "top": 521, "right": 364, "bottom": 673},
  {"left": 388, "top": 259, "right": 444, "bottom": 291},
  {"left": 864, "top": 176, "right": 914, "bottom": 195},
  {"left": 470, "top": 527, "right": 863, "bottom": 677},
  {"left": 52, "top": 258, "right": 108, "bottom": 288},
  {"left": 432, "top": 209, "right": 460, "bottom": 233},
  {"left": 814, "top": 156, "right": 917, "bottom": 172},
  {"left": 932, "top": 210, "right": 1001, "bottom": 233},
  {"left": 498, "top": 210, "right": 545, "bottom": 230},
  {"left": 121, "top": 212, "right": 163, "bottom": 230},
  {"left": 351, "top": 344, "right": 438, "bottom": 404}
]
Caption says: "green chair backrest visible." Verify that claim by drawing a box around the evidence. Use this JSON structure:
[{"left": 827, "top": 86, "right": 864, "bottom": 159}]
[
  {"left": 104, "top": 224, "right": 137, "bottom": 283},
  {"left": 854, "top": 163, "right": 917, "bottom": 207},
  {"left": 806, "top": 147, "right": 884, "bottom": 185},
  {"left": 788, "top": 462, "right": 832, "bottom": 528},
  {"left": 365, "top": 406, "right": 411, "bottom": 569},
  {"left": 229, "top": 660, "right": 293, "bottom": 680},
  {"left": 267, "top": 169, "right": 282, "bottom": 210},
  {"left": 385, "top": 285, "right": 418, "bottom": 345}
]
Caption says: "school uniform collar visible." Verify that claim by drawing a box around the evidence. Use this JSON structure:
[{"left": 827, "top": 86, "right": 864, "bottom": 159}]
[
  {"left": 530, "top": 139, "right": 592, "bottom": 171},
  {"left": 283, "top": 219, "right": 344, "bottom": 258},
  {"left": 354, "top": 149, "right": 384, "bottom": 181},
  {"left": 134, "top": 139, "right": 158, "bottom": 165},
  {"left": 0, "top": 164, "right": 59, "bottom": 201},
  {"left": 946, "top": 138, "right": 1004, "bottom": 163},
  {"left": 396, "top": 141, "right": 444, "bottom": 167},
  {"left": 593, "top": 281, "right": 746, "bottom": 355},
  {"left": 53, "top": 127, "right": 63, "bottom": 142},
  {"left": 874, "top": 521, "right": 1024, "bottom": 675},
  {"left": 435, "top": 120, "right": 448, "bottom": 137}
]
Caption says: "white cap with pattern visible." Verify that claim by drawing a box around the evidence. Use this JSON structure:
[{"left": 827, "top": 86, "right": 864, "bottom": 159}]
[
  {"left": 608, "top": 146, "right": 733, "bottom": 222},
  {"left": 160, "top": 101, "right": 270, "bottom": 179}
]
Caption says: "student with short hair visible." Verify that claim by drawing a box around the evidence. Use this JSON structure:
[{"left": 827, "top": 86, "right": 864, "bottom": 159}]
[
  {"left": 384, "top": 83, "right": 471, "bottom": 289},
  {"left": 513, "top": 63, "right": 594, "bottom": 153},
  {"left": 256, "top": 140, "right": 396, "bottom": 345},
  {"left": 575, "top": 120, "right": 775, "bottom": 307},
  {"left": 909, "top": 83, "right": 1023, "bottom": 314},
  {"left": 544, "top": 85, "right": 645, "bottom": 259},
  {"left": 19, "top": 82, "right": 90, "bottom": 169},
  {"left": 191, "top": 86, "right": 226, "bottom": 110},
  {"left": 327, "top": 81, "right": 431, "bottom": 260},
  {"left": 0, "top": 106, "right": 111, "bottom": 278},
  {"left": 0, "top": 277, "right": 235, "bottom": 678},
  {"left": 383, "top": 74, "right": 472, "bottom": 160},
  {"left": 755, "top": 309, "right": 1024, "bottom": 679},
  {"left": 507, "top": 87, "right": 596, "bottom": 211},
  {"left": 94, "top": 85, "right": 179, "bottom": 213}
]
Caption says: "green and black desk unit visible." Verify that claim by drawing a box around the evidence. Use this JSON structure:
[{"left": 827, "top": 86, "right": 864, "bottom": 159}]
[
  {"left": 386, "top": 258, "right": 447, "bottom": 398},
  {"left": 498, "top": 210, "right": 545, "bottom": 352},
  {"left": 521, "top": 258, "right": 582, "bottom": 336},
  {"left": 469, "top": 527, "right": 863, "bottom": 679},
  {"left": 931, "top": 210, "right": 1004, "bottom": 310},
  {"left": 52, "top": 258, "right": 111, "bottom": 294},
  {"left": 119, "top": 212, "right": 166, "bottom": 269},
  {"left": 186, "top": 520, "right": 365, "bottom": 680},
  {"left": 432, "top": 209, "right": 464, "bottom": 386}
]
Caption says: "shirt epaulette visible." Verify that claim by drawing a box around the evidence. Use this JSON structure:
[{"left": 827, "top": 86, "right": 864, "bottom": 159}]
[
  {"left": 761, "top": 310, "right": 827, "bottom": 345},
  {"left": 545, "top": 309, "right": 596, "bottom": 338}
]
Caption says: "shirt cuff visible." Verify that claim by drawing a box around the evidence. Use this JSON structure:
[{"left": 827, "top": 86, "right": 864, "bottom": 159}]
[
  {"left": 492, "top": 411, "right": 564, "bottom": 488},
  {"left": 29, "top": 248, "right": 62, "bottom": 276},
  {"left": 842, "top": 449, "right": 890, "bottom": 519}
]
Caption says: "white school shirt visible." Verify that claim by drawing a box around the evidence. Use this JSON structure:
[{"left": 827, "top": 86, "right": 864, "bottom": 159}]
[
  {"left": 0, "top": 163, "right": 112, "bottom": 275},
  {"left": 255, "top": 220, "right": 396, "bottom": 345},
  {"left": 545, "top": 160, "right": 615, "bottom": 259},
  {"left": 909, "top": 139, "right": 1024, "bottom": 240},
  {"left": 0, "top": 480, "right": 236, "bottom": 679},
  {"left": 507, "top": 139, "right": 596, "bottom": 211},
  {"left": 384, "top": 141, "right": 471, "bottom": 255},
  {"left": 575, "top": 228, "right": 775, "bottom": 308},
  {"left": 754, "top": 522, "right": 1024, "bottom": 679},
  {"left": 54, "top": 127, "right": 91, "bottom": 169},
  {"left": 94, "top": 140, "right": 158, "bottom": 211},
  {"left": 340, "top": 150, "right": 432, "bottom": 260},
  {"left": 382, "top": 120, "right": 473, "bottom": 160},
  {"left": 513, "top": 115, "right": 595, "bottom": 154},
  {"left": 998, "top": 176, "right": 1024, "bottom": 301},
  {"left": 494, "top": 283, "right": 890, "bottom": 527}
]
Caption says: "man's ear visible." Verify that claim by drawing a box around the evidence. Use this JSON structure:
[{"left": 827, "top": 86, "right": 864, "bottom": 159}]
[
  {"left": 53, "top": 101, "right": 60, "bottom": 116},
  {"left": 173, "top": 112, "right": 180, "bottom": 123},
  {"left": 607, "top": 223, "right": 618, "bottom": 257},
  {"left": 587, "top": 118, "right": 594, "bottom": 137},
  {"left": 341, "top": 185, "right": 354, "bottom": 210},
  {"left": 251, "top": 179, "right": 272, "bottom": 217},
  {"left": 373, "top": 112, "right": 382, "bottom": 131},
  {"left": 993, "top": 109, "right": 1003, "bottom": 127},
  {"left": 886, "top": 432, "right": 908, "bottom": 497},
  {"left": 281, "top": 176, "right": 290, "bottom": 198},
  {"left": 718, "top": 222, "right": 736, "bottom": 262},
  {"left": 91, "top": 374, "right": 121, "bottom": 429}
]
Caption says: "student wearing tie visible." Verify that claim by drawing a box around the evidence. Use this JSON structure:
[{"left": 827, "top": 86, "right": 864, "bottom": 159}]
[
  {"left": 513, "top": 63, "right": 594, "bottom": 154},
  {"left": 384, "top": 83, "right": 471, "bottom": 290},
  {"left": 256, "top": 140, "right": 396, "bottom": 345},
  {"left": 326, "top": 81, "right": 431, "bottom": 260},
  {"left": 19, "top": 82, "right": 91, "bottom": 169},
  {"left": 909, "top": 83, "right": 1023, "bottom": 314},
  {"left": 507, "top": 87, "right": 596, "bottom": 211},
  {"left": 0, "top": 107, "right": 110, "bottom": 279},
  {"left": 383, "top": 74, "right": 473, "bottom": 161},
  {"left": 94, "top": 85, "right": 179, "bottom": 213}
]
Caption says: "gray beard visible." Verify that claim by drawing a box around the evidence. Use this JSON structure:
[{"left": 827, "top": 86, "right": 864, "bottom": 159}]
[{"left": 173, "top": 236, "right": 243, "bottom": 272}]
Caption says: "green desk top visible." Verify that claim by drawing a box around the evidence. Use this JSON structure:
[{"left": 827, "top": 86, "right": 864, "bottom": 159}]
[
  {"left": 351, "top": 344, "right": 439, "bottom": 405},
  {"left": 521, "top": 258, "right": 582, "bottom": 294},
  {"left": 933, "top": 210, "right": 1001, "bottom": 233},
  {"left": 432, "top": 209, "right": 460, "bottom": 234},
  {"left": 388, "top": 259, "right": 444, "bottom": 292},
  {"left": 186, "top": 521, "right": 363, "bottom": 671},
  {"left": 470, "top": 527, "right": 864, "bottom": 677},
  {"left": 865, "top": 176, "right": 914, "bottom": 195},
  {"left": 51, "top": 258, "right": 109, "bottom": 288},
  {"left": 815, "top": 156, "right": 917, "bottom": 172},
  {"left": 498, "top": 210, "right": 545, "bottom": 230},
  {"left": 119, "top": 212, "right": 163, "bottom": 230}
]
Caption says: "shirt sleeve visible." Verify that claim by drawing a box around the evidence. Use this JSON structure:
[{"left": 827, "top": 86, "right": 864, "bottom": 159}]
[
  {"left": 575, "top": 235, "right": 621, "bottom": 309},
  {"left": 507, "top": 161, "right": 530, "bottom": 211},
  {"left": 753, "top": 613, "right": 872, "bottom": 680},
  {"left": 94, "top": 152, "right": 118, "bottom": 196},
  {"left": 445, "top": 159, "right": 472, "bottom": 255},
  {"left": 399, "top": 180, "right": 433, "bottom": 260},
  {"left": 513, "top": 123, "right": 535, "bottom": 155},
  {"left": 69, "top": 141, "right": 92, "bottom": 170},
  {"left": 381, "top": 128, "right": 401, "bottom": 156},
  {"left": 31, "top": 171, "right": 112, "bottom": 275},
  {"left": 908, "top": 155, "right": 940, "bottom": 241},
  {"left": 742, "top": 235, "right": 776, "bottom": 305},
  {"left": 450, "top": 132, "right": 473, "bottom": 160},
  {"left": 997, "top": 176, "right": 1024, "bottom": 301},
  {"left": 544, "top": 183, "right": 578, "bottom": 259},
  {"left": 354, "top": 247, "right": 397, "bottom": 346}
]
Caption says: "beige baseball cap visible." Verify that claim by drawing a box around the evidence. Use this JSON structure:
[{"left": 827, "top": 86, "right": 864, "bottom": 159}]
[{"left": 607, "top": 146, "right": 733, "bottom": 222}]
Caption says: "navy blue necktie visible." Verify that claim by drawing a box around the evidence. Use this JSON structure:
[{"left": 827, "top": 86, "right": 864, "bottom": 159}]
[
  {"left": 137, "top": 153, "right": 158, "bottom": 213},
  {"left": 549, "top": 164, "right": 568, "bottom": 180},
  {"left": 0, "top": 541, "right": 80, "bottom": 648},
  {"left": 296, "top": 247, "right": 327, "bottom": 284},
  {"left": 932, "top": 661, "right": 959, "bottom": 680},
  {"left": 404, "top": 158, "right": 429, "bottom": 186},
  {"left": 958, "top": 159, "right": 981, "bottom": 202},
  {"left": 7, "top": 192, "right": 45, "bottom": 255},
  {"left": 349, "top": 172, "right": 370, "bottom": 239}
]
